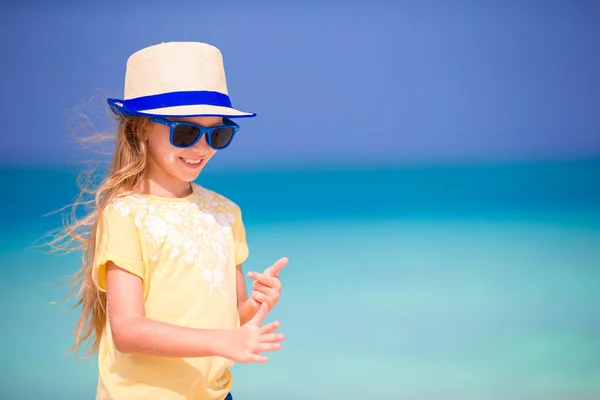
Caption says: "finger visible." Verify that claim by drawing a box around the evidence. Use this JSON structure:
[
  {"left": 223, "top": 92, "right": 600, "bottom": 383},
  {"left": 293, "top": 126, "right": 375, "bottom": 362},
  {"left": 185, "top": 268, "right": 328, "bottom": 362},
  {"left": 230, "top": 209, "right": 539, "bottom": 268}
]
[
  {"left": 248, "top": 272, "right": 280, "bottom": 289},
  {"left": 260, "top": 320, "right": 280, "bottom": 334},
  {"left": 251, "top": 280, "right": 275, "bottom": 292},
  {"left": 251, "top": 291, "right": 271, "bottom": 305},
  {"left": 254, "top": 342, "right": 282, "bottom": 353},
  {"left": 253, "top": 284, "right": 279, "bottom": 299},
  {"left": 251, "top": 280, "right": 264, "bottom": 290},
  {"left": 249, "top": 301, "right": 269, "bottom": 326},
  {"left": 260, "top": 333, "right": 286, "bottom": 343},
  {"left": 245, "top": 354, "right": 269, "bottom": 363},
  {"left": 263, "top": 257, "right": 288, "bottom": 277}
]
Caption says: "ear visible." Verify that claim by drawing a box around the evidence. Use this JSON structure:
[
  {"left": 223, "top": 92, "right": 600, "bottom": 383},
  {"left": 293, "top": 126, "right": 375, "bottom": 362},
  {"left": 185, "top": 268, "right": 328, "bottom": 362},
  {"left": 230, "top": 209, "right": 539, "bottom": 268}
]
[{"left": 141, "top": 120, "right": 152, "bottom": 142}]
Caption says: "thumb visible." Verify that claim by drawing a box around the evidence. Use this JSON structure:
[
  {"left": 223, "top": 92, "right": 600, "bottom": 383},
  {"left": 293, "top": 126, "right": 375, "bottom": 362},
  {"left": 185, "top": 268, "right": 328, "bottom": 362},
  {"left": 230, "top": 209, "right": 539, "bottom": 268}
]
[
  {"left": 264, "top": 257, "right": 289, "bottom": 277},
  {"left": 249, "top": 301, "right": 269, "bottom": 326}
]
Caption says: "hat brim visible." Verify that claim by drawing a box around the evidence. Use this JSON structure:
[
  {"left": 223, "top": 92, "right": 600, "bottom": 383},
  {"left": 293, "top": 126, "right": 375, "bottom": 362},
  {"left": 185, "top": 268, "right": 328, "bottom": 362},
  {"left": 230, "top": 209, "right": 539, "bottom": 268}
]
[{"left": 108, "top": 99, "right": 256, "bottom": 119}]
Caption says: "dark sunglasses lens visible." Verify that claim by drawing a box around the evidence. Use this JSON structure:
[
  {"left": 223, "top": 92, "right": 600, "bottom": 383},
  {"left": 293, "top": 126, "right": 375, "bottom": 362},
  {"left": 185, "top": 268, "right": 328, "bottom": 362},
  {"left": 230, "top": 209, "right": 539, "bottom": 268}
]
[
  {"left": 172, "top": 125, "right": 201, "bottom": 147},
  {"left": 209, "top": 128, "right": 234, "bottom": 149}
]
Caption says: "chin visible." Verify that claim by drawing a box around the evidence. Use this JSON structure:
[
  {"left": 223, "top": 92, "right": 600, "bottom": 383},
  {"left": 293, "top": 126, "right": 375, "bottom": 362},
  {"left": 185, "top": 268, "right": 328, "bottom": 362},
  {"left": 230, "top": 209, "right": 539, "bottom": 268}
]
[{"left": 178, "top": 169, "right": 204, "bottom": 183}]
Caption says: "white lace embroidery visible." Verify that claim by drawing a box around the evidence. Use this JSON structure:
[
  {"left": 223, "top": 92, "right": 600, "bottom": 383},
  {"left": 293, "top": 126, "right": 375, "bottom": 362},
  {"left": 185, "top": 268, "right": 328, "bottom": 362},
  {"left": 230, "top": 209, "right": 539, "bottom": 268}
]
[{"left": 106, "top": 185, "right": 238, "bottom": 298}]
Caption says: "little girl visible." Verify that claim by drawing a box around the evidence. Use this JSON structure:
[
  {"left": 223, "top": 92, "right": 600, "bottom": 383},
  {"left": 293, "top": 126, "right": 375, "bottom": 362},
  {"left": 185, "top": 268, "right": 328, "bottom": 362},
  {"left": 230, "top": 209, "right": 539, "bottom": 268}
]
[{"left": 54, "top": 42, "right": 287, "bottom": 400}]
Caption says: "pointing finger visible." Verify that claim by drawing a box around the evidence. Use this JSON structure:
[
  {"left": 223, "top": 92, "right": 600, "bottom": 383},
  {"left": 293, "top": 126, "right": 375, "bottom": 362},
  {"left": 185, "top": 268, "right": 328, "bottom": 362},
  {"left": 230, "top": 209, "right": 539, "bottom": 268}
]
[
  {"left": 248, "top": 272, "right": 280, "bottom": 289},
  {"left": 260, "top": 320, "right": 281, "bottom": 334}
]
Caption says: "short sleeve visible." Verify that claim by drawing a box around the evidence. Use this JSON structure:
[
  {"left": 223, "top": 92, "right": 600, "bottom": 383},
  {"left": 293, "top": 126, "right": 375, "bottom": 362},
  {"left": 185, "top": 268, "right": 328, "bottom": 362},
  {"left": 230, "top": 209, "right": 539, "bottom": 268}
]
[
  {"left": 232, "top": 205, "right": 249, "bottom": 265},
  {"left": 92, "top": 203, "right": 145, "bottom": 292}
]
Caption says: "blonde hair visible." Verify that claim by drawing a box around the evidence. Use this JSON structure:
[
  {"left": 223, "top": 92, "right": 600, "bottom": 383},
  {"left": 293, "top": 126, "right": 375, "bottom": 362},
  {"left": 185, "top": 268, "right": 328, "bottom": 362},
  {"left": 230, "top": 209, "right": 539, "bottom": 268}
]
[{"left": 48, "top": 102, "right": 151, "bottom": 358}]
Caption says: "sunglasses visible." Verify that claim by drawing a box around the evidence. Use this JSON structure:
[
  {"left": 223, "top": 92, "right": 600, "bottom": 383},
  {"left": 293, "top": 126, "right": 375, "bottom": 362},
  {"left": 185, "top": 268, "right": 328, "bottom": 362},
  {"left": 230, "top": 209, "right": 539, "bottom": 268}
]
[{"left": 148, "top": 116, "right": 240, "bottom": 150}]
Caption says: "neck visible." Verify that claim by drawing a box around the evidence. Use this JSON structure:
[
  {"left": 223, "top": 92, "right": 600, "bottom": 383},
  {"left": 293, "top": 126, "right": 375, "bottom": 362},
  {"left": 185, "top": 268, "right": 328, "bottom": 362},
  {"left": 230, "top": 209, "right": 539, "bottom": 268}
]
[{"left": 141, "top": 158, "right": 192, "bottom": 198}]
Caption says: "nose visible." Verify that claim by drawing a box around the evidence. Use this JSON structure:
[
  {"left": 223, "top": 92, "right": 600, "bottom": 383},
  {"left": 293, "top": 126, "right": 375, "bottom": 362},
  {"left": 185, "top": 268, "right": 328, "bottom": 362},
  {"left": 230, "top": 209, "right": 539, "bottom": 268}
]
[{"left": 191, "top": 132, "right": 211, "bottom": 152}]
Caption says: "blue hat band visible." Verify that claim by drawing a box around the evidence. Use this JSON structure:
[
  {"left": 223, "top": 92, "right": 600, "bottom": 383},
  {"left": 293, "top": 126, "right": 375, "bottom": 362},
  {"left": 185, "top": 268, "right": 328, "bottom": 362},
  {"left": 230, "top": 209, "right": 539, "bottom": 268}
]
[{"left": 109, "top": 90, "right": 233, "bottom": 111}]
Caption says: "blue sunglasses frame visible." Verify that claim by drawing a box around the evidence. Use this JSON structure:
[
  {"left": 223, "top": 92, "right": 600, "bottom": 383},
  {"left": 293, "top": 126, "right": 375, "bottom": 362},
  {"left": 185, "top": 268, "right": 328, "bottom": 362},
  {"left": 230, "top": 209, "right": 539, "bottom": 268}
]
[{"left": 148, "top": 116, "right": 240, "bottom": 150}]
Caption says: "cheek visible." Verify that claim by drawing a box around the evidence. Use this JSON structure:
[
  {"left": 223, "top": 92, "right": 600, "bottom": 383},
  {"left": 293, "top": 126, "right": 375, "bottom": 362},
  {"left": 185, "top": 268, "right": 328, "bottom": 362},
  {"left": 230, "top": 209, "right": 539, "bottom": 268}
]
[
  {"left": 206, "top": 148, "right": 217, "bottom": 160},
  {"left": 147, "top": 126, "right": 177, "bottom": 161}
]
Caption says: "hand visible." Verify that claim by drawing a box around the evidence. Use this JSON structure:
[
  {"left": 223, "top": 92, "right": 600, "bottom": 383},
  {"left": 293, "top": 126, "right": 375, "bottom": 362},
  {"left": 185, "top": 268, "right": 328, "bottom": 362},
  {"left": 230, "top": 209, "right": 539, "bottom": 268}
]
[
  {"left": 247, "top": 257, "right": 288, "bottom": 310},
  {"left": 221, "top": 302, "right": 285, "bottom": 363}
]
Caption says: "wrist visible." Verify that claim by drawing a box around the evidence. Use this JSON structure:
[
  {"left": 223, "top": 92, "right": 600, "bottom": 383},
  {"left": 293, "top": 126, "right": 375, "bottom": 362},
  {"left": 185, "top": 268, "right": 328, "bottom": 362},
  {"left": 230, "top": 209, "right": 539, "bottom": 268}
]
[
  {"left": 206, "top": 328, "right": 230, "bottom": 358},
  {"left": 246, "top": 298, "right": 262, "bottom": 316},
  {"left": 238, "top": 298, "right": 261, "bottom": 325}
]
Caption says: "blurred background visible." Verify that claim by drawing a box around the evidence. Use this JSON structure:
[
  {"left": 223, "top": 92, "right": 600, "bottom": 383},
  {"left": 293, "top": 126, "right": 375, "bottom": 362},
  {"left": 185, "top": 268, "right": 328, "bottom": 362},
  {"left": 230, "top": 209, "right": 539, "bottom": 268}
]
[{"left": 1, "top": 0, "right": 599, "bottom": 399}]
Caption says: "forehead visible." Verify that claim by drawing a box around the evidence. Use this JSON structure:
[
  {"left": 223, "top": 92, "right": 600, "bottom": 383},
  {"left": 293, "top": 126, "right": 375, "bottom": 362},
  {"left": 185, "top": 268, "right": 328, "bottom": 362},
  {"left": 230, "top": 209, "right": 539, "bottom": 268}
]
[{"left": 168, "top": 116, "right": 223, "bottom": 127}]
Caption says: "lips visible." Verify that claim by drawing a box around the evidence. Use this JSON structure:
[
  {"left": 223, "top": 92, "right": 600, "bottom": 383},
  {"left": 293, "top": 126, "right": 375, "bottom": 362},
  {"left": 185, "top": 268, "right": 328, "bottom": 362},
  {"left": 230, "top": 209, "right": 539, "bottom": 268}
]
[
  {"left": 181, "top": 157, "right": 202, "bottom": 165},
  {"left": 179, "top": 157, "right": 204, "bottom": 169}
]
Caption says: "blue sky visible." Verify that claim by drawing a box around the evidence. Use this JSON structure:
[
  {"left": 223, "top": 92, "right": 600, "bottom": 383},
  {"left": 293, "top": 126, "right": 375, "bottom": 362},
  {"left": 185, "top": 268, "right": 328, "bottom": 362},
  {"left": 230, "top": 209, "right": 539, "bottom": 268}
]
[{"left": 1, "top": 0, "right": 599, "bottom": 170}]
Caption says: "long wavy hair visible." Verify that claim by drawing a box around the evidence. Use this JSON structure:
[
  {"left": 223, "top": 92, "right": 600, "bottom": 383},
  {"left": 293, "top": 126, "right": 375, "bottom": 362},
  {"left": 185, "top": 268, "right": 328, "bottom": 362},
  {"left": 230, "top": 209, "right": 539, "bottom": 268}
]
[{"left": 48, "top": 100, "right": 151, "bottom": 358}]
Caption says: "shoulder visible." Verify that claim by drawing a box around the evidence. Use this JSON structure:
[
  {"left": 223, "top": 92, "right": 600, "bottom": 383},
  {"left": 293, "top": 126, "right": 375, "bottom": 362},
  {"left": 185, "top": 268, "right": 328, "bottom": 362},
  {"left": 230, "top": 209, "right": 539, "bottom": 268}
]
[
  {"left": 193, "top": 183, "right": 241, "bottom": 214},
  {"left": 101, "top": 193, "right": 150, "bottom": 221},
  {"left": 95, "top": 194, "right": 151, "bottom": 236},
  {"left": 106, "top": 193, "right": 149, "bottom": 211}
]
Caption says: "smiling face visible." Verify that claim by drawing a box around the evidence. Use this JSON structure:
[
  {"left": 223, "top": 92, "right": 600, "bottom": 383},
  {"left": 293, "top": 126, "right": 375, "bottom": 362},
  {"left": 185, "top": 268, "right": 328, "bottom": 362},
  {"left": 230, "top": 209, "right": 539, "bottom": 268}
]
[{"left": 143, "top": 116, "right": 222, "bottom": 197}]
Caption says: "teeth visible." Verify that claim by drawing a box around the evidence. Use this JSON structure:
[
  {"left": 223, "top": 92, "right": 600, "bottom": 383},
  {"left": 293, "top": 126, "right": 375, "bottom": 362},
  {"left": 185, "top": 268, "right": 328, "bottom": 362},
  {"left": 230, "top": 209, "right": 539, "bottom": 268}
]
[{"left": 183, "top": 158, "right": 202, "bottom": 165}]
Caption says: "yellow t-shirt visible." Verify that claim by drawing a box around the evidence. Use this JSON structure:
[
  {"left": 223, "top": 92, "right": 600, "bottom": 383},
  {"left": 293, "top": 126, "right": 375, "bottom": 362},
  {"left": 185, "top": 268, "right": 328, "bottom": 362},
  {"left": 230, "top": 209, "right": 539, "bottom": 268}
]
[{"left": 92, "top": 183, "right": 249, "bottom": 400}]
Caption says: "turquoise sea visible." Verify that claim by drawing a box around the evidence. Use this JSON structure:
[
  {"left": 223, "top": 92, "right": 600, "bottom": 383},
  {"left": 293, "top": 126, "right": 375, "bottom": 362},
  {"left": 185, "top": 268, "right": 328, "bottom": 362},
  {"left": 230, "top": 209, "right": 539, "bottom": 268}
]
[{"left": 1, "top": 159, "right": 599, "bottom": 400}]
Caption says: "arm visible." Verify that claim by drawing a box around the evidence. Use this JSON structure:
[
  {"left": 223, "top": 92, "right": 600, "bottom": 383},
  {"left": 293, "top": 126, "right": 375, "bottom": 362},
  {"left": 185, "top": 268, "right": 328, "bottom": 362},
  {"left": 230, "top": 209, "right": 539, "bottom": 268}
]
[
  {"left": 106, "top": 262, "right": 283, "bottom": 362},
  {"left": 99, "top": 206, "right": 282, "bottom": 361},
  {"left": 236, "top": 263, "right": 261, "bottom": 325},
  {"left": 106, "top": 262, "right": 225, "bottom": 358}
]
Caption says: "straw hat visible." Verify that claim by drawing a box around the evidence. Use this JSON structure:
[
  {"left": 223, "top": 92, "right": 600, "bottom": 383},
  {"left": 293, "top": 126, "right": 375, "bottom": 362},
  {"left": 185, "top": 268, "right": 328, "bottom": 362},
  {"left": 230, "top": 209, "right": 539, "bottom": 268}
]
[{"left": 107, "top": 42, "right": 255, "bottom": 118}]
